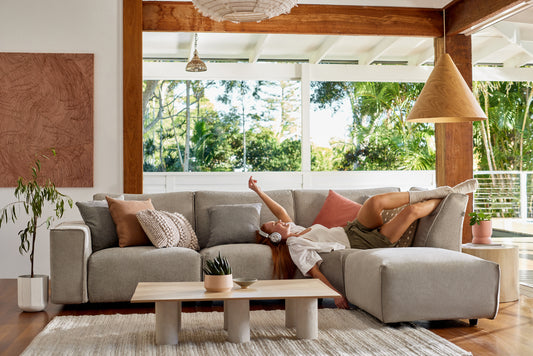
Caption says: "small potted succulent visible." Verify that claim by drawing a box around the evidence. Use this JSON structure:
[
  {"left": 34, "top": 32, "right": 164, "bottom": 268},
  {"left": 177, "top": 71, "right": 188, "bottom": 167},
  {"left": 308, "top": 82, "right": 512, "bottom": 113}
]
[
  {"left": 469, "top": 211, "right": 492, "bottom": 244},
  {"left": 0, "top": 150, "right": 73, "bottom": 311},
  {"left": 203, "top": 252, "right": 233, "bottom": 292}
]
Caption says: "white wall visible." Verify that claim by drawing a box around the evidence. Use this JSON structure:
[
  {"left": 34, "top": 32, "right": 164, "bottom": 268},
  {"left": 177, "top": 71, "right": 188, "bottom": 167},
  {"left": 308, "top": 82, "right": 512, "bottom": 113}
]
[{"left": 0, "top": 0, "right": 122, "bottom": 278}]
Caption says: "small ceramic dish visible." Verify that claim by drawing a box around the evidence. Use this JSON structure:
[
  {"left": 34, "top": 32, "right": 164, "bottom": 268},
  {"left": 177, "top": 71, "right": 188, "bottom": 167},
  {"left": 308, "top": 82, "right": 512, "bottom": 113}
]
[{"left": 233, "top": 278, "right": 258, "bottom": 289}]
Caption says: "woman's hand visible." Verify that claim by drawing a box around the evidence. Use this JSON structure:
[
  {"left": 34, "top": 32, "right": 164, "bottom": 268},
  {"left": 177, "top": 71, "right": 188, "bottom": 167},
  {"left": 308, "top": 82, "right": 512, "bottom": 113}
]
[
  {"left": 334, "top": 296, "right": 350, "bottom": 309},
  {"left": 248, "top": 176, "right": 261, "bottom": 193}
]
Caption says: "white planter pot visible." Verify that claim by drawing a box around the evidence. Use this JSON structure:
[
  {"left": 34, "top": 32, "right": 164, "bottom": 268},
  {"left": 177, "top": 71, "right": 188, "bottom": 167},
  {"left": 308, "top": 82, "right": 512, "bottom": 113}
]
[{"left": 17, "top": 275, "right": 48, "bottom": 312}]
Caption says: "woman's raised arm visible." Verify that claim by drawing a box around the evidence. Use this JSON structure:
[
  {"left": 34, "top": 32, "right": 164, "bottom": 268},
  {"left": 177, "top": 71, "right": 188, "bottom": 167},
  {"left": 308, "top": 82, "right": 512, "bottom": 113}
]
[{"left": 248, "top": 176, "right": 292, "bottom": 222}]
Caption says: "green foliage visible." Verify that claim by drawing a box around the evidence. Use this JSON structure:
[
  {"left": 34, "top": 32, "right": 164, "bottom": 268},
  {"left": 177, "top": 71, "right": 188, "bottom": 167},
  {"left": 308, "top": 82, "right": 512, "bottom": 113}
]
[
  {"left": 0, "top": 150, "right": 73, "bottom": 277},
  {"left": 468, "top": 211, "right": 492, "bottom": 225},
  {"left": 203, "top": 252, "right": 232, "bottom": 275}
]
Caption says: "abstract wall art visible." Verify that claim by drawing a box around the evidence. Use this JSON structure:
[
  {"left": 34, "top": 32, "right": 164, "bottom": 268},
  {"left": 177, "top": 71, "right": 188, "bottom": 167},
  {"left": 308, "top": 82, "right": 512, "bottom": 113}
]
[{"left": 0, "top": 52, "right": 94, "bottom": 187}]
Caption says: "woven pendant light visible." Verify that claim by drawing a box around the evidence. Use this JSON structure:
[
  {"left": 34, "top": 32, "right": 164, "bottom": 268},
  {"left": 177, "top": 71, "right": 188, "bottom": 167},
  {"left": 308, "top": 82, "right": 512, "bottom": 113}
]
[
  {"left": 186, "top": 34, "right": 207, "bottom": 72},
  {"left": 191, "top": 0, "right": 297, "bottom": 23},
  {"left": 407, "top": 53, "right": 487, "bottom": 123}
]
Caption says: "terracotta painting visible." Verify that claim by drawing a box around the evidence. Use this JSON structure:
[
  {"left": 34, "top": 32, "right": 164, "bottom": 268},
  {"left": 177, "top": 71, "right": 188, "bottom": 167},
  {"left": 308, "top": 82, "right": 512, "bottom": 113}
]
[{"left": 0, "top": 53, "right": 94, "bottom": 187}]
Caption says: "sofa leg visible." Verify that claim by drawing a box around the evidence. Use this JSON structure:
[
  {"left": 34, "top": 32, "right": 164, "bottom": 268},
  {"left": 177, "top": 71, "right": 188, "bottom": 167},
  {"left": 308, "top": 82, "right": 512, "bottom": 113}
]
[{"left": 469, "top": 319, "right": 478, "bottom": 326}]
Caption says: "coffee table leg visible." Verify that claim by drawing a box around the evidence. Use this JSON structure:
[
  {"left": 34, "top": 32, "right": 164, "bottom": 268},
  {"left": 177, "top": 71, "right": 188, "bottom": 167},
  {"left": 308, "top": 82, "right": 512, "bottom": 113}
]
[
  {"left": 225, "top": 299, "right": 250, "bottom": 343},
  {"left": 155, "top": 301, "right": 181, "bottom": 345},
  {"left": 285, "top": 299, "right": 297, "bottom": 328},
  {"left": 290, "top": 298, "right": 318, "bottom": 339}
]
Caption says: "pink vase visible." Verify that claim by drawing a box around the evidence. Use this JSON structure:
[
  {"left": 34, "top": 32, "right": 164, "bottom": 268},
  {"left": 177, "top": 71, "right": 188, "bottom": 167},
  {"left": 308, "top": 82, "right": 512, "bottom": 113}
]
[{"left": 471, "top": 220, "right": 492, "bottom": 244}]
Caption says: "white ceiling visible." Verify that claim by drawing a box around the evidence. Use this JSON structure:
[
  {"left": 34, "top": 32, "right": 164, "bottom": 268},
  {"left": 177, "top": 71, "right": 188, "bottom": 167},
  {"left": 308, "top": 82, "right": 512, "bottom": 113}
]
[{"left": 143, "top": 0, "right": 533, "bottom": 68}]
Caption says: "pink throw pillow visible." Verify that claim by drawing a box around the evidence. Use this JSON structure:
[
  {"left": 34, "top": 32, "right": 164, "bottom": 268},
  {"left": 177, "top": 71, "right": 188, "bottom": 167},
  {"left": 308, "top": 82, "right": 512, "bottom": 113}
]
[{"left": 312, "top": 190, "right": 362, "bottom": 228}]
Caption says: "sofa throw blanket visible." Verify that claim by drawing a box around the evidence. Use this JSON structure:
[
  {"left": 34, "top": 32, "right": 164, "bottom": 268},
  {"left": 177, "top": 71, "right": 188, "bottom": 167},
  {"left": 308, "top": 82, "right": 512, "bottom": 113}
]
[{"left": 137, "top": 209, "right": 200, "bottom": 250}]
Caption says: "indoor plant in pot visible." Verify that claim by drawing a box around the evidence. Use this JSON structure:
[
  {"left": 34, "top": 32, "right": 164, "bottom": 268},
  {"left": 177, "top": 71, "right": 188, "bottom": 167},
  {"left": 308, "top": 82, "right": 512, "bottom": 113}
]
[
  {"left": 203, "top": 252, "right": 233, "bottom": 292},
  {"left": 0, "top": 150, "right": 73, "bottom": 312},
  {"left": 469, "top": 211, "right": 492, "bottom": 244}
]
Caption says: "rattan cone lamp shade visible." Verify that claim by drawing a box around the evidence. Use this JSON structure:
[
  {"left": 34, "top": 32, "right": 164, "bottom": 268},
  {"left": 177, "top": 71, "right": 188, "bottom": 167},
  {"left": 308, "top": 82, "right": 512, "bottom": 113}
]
[
  {"left": 191, "top": 0, "right": 297, "bottom": 22},
  {"left": 407, "top": 54, "right": 487, "bottom": 123}
]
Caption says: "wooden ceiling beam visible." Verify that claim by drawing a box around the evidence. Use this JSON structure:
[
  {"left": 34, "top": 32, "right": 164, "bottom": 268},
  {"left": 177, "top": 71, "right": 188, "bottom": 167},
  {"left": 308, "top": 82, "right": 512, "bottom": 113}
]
[
  {"left": 143, "top": 1, "right": 443, "bottom": 37},
  {"left": 445, "top": 0, "right": 527, "bottom": 36}
]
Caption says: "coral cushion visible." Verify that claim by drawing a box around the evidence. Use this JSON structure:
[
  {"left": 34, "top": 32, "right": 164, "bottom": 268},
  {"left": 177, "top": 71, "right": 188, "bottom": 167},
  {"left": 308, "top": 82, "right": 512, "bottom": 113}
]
[
  {"left": 106, "top": 196, "right": 155, "bottom": 247},
  {"left": 313, "top": 190, "right": 363, "bottom": 228}
]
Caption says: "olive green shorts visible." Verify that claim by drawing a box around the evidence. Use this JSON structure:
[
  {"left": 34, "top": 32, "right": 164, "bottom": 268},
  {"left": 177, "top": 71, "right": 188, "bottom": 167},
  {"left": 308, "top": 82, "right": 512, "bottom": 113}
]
[{"left": 344, "top": 219, "right": 397, "bottom": 249}]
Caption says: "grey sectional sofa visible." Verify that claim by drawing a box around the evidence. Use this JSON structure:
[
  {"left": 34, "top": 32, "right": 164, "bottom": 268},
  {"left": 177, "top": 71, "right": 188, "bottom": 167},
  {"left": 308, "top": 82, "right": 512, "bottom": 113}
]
[{"left": 50, "top": 187, "right": 500, "bottom": 324}]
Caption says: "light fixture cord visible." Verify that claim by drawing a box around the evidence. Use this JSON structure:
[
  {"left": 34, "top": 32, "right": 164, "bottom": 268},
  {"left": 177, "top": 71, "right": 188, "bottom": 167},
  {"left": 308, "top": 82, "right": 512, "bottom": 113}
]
[
  {"left": 194, "top": 33, "right": 198, "bottom": 51},
  {"left": 443, "top": 9, "right": 446, "bottom": 54}
]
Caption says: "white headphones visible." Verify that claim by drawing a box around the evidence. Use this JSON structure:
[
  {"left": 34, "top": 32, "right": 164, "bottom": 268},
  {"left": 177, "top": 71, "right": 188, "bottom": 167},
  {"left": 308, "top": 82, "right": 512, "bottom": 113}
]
[{"left": 258, "top": 229, "right": 282, "bottom": 244}]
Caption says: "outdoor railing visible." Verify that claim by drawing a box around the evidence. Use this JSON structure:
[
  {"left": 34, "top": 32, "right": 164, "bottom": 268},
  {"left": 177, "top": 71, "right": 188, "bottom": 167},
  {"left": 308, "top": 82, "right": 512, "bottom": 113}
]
[{"left": 473, "top": 171, "right": 533, "bottom": 219}]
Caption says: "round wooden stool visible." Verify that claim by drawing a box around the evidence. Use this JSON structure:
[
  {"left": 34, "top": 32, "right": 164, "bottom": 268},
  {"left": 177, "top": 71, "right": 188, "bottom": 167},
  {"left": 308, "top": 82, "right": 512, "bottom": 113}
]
[{"left": 462, "top": 243, "right": 519, "bottom": 302}]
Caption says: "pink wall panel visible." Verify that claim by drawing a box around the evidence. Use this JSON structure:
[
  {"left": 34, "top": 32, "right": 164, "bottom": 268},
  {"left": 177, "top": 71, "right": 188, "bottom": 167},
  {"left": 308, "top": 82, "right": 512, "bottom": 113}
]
[{"left": 0, "top": 53, "right": 94, "bottom": 187}]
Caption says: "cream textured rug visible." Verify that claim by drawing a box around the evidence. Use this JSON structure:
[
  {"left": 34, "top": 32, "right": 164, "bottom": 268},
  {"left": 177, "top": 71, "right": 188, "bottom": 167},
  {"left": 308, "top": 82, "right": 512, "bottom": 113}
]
[{"left": 22, "top": 309, "right": 471, "bottom": 355}]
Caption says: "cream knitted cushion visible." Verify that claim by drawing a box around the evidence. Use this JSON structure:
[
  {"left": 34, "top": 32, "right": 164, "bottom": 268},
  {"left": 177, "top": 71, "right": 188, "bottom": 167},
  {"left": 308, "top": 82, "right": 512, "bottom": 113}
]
[
  {"left": 136, "top": 210, "right": 199, "bottom": 250},
  {"left": 381, "top": 205, "right": 418, "bottom": 247}
]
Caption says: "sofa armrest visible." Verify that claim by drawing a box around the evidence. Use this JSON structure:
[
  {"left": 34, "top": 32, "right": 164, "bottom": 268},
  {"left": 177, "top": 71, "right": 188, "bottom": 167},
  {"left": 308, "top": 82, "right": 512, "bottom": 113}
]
[
  {"left": 412, "top": 193, "right": 468, "bottom": 251},
  {"left": 50, "top": 222, "right": 92, "bottom": 304}
]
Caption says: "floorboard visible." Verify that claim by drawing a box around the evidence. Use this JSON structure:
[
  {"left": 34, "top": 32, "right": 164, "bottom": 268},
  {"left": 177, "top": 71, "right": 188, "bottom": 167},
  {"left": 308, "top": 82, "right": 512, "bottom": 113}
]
[{"left": 1, "top": 279, "right": 532, "bottom": 356}]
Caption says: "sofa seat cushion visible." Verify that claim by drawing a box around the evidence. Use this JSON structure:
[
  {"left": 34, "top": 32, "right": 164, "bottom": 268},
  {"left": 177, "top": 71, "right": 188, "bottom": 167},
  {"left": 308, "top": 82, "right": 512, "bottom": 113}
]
[
  {"left": 201, "top": 244, "right": 274, "bottom": 281},
  {"left": 344, "top": 247, "right": 500, "bottom": 323},
  {"left": 88, "top": 246, "right": 202, "bottom": 302}
]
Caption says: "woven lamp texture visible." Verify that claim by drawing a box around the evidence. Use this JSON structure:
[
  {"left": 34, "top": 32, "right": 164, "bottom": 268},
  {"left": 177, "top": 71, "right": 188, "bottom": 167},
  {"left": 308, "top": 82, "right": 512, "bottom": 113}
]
[
  {"left": 186, "top": 50, "right": 207, "bottom": 72},
  {"left": 407, "top": 53, "right": 487, "bottom": 123},
  {"left": 191, "top": 0, "right": 297, "bottom": 22}
]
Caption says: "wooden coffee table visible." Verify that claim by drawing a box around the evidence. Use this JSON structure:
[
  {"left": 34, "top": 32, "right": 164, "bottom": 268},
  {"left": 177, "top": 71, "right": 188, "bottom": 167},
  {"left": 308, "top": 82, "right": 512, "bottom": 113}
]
[{"left": 131, "top": 279, "right": 340, "bottom": 345}]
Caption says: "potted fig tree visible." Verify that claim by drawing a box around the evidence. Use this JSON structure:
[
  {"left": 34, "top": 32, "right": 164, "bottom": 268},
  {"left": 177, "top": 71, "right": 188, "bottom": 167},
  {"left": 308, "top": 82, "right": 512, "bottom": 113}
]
[
  {"left": 0, "top": 150, "right": 73, "bottom": 311},
  {"left": 469, "top": 211, "right": 492, "bottom": 244},
  {"left": 203, "top": 252, "right": 233, "bottom": 292}
]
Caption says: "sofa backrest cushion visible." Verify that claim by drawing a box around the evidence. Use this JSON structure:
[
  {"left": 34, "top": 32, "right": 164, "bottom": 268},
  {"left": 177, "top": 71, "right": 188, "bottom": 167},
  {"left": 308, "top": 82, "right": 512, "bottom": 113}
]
[
  {"left": 94, "top": 192, "right": 196, "bottom": 232},
  {"left": 293, "top": 187, "right": 400, "bottom": 227},
  {"left": 195, "top": 190, "right": 294, "bottom": 249}
]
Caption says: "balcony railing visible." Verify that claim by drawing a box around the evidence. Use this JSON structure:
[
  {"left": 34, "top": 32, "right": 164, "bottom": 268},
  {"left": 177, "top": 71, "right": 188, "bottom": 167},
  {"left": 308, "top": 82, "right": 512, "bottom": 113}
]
[{"left": 474, "top": 171, "right": 533, "bottom": 219}]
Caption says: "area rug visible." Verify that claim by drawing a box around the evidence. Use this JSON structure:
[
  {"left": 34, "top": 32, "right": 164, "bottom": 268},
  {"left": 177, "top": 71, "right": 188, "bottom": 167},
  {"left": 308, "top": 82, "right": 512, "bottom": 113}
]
[{"left": 22, "top": 309, "right": 471, "bottom": 355}]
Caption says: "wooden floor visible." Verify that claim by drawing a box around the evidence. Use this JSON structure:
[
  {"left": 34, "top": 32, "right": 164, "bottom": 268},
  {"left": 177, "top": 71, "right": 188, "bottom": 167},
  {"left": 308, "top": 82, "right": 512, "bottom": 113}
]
[{"left": 1, "top": 280, "right": 533, "bottom": 356}]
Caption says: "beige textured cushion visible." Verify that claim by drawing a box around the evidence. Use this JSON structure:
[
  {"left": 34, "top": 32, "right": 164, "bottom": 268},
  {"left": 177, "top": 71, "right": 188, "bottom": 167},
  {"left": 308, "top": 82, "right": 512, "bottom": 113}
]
[
  {"left": 136, "top": 209, "right": 199, "bottom": 250},
  {"left": 106, "top": 196, "right": 154, "bottom": 247},
  {"left": 381, "top": 205, "right": 418, "bottom": 247}
]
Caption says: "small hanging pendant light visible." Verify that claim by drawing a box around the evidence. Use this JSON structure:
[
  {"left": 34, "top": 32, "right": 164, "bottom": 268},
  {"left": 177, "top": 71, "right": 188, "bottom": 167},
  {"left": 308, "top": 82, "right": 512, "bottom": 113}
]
[{"left": 186, "top": 33, "right": 207, "bottom": 72}]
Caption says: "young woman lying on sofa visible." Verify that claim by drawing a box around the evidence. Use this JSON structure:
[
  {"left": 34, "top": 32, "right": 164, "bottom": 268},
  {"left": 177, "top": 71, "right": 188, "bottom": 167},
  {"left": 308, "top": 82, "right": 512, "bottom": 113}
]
[{"left": 248, "top": 176, "right": 478, "bottom": 309}]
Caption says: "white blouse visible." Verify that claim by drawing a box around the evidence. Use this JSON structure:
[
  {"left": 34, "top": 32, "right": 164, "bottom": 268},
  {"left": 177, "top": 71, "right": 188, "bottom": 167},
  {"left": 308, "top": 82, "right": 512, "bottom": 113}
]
[{"left": 286, "top": 223, "right": 349, "bottom": 277}]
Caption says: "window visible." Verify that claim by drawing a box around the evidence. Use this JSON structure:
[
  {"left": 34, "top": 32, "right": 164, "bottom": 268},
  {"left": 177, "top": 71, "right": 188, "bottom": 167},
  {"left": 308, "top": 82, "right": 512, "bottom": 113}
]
[
  {"left": 310, "top": 81, "right": 432, "bottom": 171},
  {"left": 142, "top": 79, "right": 301, "bottom": 172}
]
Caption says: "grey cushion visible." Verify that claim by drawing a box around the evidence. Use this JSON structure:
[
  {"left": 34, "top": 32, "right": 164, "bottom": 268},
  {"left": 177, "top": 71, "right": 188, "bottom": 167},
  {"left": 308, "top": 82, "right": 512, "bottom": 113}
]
[
  {"left": 201, "top": 244, "right": 274, "bottom": 280},
  {"left": 413, "top": 193, "right": 468, "bottom": 251},
  {"left": 195, "top": 190, "right": 294, "bottom": 249},
  {"left": 87, "top": 246, "right": 202, "bottom": 302},
  {"left": 206, "top": 203, "right": 262, "bottom": 248},
  {"left": 76, "top": 200, "right": 118, "bottom": 252}
]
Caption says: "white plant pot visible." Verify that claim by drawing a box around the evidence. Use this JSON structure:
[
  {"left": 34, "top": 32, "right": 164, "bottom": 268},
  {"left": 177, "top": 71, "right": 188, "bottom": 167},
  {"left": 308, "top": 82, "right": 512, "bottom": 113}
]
[{"left": 17, "top": 275, "right": 48, "bottom": 312}]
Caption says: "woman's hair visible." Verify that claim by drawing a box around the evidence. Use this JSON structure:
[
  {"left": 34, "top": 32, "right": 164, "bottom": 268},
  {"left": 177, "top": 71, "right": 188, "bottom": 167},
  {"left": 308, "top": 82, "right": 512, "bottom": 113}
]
[{"left": 256, "top": 231, "right": 297, "bottom": 279}]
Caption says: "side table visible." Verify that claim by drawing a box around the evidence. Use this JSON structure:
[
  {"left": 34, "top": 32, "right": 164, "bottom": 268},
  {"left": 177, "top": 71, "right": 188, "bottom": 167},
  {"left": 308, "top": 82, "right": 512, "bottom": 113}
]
[{"left": 461, "top": 243, "right": 519, "bottom": 302}]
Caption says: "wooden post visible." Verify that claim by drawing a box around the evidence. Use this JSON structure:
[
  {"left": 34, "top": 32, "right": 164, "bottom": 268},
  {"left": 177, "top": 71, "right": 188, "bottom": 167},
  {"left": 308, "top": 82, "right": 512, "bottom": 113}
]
[
  {"left": 434, "top": 35, "right": 474, "bottom": 242},
  {"left": 123, "top": 0, "right": 144, "bottom": 194}
]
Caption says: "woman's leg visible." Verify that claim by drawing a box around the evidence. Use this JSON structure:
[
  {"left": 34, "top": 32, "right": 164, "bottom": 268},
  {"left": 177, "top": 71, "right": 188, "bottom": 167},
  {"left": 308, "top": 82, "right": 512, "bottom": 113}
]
[
  {"left": 380, "top": 199, "right": 442, "bottom": 243},
  {"left": 356, "top": 192, "right": 410, "bottom": 229}
]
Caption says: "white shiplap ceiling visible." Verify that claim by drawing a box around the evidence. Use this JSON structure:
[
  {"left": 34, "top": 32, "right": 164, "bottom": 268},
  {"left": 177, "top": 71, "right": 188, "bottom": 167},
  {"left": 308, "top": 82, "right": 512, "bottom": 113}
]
[{"left": 142, "top": 1, "right": 533, "bottom": 68}]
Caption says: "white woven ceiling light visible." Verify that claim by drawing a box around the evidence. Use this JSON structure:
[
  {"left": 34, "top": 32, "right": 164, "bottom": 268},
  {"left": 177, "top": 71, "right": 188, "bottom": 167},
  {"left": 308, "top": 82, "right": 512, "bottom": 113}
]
[{"left": 191, "top": 0, "right": 298, "bottom": 23}]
